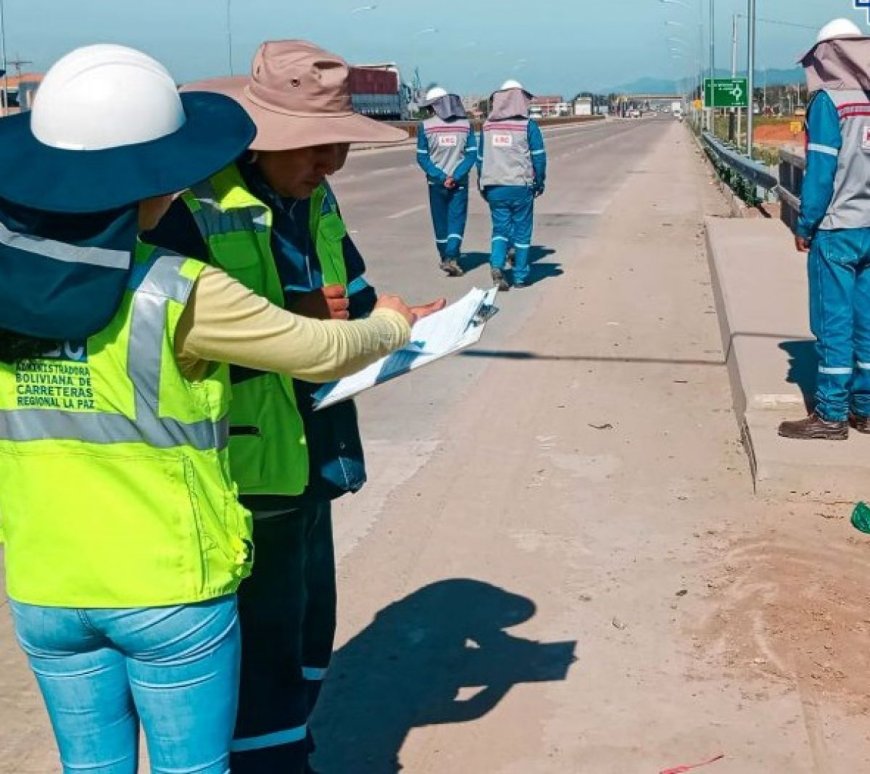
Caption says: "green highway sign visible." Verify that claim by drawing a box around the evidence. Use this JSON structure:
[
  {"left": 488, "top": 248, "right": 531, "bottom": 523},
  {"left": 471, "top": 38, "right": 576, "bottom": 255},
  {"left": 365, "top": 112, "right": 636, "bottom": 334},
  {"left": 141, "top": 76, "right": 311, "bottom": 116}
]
[{"left": 704, "top": 78, "right": 748, "bottom": 109}]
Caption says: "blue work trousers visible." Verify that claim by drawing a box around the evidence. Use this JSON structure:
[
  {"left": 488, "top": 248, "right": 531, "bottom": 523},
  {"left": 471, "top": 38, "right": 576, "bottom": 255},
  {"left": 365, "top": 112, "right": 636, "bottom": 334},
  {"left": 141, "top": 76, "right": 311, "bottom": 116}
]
[
  {"left": 486, "top": 185, "right": 535, "bottom": 283},
  {"left": 428, "top": 182, "right": 468, "bottom": 260},
  {"left": 231, "top": 503, "right": 336, "bottom": 774},
  {"left": 9, "top": 596, "right": 240, "bottom": 774},
  {"left": 808, "top": 227, "right": 870, "bottom": 421}
]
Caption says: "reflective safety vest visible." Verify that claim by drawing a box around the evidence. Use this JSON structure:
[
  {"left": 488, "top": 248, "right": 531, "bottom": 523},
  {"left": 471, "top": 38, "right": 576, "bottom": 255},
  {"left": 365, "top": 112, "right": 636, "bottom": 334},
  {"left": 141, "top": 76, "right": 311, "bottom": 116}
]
[
  {"left": 0, "top": 243, "right": 252, "bottom": 607},
  {"left": 479, "top": 118, "right": 534, "bottom": 187},
  {"left": 423, "top": 115, "right": 473, "bottom": 178},
  {"left": 182, "top": 165, "right": 349, "bottom": 497},
  {"left": 183, "top": 165, "right": 308, "bottom": 497},
  {"left": 818, "top": 89, "right": 870, "bottom": 231}
]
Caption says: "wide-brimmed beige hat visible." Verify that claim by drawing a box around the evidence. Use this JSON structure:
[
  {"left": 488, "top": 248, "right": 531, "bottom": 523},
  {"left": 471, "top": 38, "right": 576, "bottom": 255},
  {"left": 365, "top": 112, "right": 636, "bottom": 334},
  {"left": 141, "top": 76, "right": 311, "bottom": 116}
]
[{"left": 181, "top": 40, "right": 407, "bottom": 151}]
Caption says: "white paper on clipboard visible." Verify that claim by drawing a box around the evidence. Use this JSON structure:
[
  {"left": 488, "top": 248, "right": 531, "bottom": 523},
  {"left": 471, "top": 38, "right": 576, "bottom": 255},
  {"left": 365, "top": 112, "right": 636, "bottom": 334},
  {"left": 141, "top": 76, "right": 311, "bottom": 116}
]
[{"left": 312, "top": 286, "right": 499, "bottom": 410}]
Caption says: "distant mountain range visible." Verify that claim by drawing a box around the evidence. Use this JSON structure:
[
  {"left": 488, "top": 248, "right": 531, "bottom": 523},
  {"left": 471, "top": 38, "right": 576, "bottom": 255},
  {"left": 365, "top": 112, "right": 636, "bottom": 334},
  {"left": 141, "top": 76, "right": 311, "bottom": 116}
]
[{"left": 604, "top": 67, "right": 804, "bottom": 94}]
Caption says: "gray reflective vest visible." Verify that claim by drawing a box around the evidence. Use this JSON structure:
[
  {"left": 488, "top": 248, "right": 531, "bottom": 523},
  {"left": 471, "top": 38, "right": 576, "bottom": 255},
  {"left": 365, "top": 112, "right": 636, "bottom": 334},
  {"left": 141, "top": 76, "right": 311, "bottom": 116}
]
[
  {"left": 480, "top": 118, "right": 534, "bottom": 187},
  {"left": 820, "top": 89, "right": 870, "bottom": 231},
  {"left": 423, "top": 116, "right": 472, "bottom": 178}
]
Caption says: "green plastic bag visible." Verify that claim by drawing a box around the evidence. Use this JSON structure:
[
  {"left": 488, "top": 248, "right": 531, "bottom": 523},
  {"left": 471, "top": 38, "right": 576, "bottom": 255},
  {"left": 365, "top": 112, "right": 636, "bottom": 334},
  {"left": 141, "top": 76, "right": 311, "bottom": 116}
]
[{"left": 851, "top": 502, "right": 870, "bottom": 534}]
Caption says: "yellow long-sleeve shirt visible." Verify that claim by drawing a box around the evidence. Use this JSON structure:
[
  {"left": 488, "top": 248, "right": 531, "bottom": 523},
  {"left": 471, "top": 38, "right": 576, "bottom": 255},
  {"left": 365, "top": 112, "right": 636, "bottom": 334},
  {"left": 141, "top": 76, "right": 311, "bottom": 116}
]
[{"left": 175, "top": 266, "right": 410, "bottom": 381}]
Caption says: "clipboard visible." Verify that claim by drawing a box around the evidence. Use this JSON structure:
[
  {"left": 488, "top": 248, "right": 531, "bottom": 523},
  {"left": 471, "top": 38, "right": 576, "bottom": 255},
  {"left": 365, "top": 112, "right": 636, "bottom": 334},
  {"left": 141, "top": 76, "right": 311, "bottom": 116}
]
[{"left": 312, "top": 286, "right": 499, "bottom": 410}]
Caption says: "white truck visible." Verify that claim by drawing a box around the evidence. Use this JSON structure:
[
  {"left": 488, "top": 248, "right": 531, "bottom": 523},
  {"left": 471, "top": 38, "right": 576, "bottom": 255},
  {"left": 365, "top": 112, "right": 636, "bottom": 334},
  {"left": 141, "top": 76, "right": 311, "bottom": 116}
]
[{"left": 671, "top": 100, "right": 683, "bottom": 119}]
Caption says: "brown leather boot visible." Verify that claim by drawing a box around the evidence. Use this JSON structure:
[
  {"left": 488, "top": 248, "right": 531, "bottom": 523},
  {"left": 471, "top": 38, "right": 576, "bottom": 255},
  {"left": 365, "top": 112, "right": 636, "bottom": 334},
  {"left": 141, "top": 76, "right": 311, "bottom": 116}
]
[
  {"left": 850, "top": 414, "right": 870, "bottom": 434},
  {"left": 778, "top": 413, "right": 848, "bottom": 440},
  {"left": 439, "top": 260, "right": 464, "bottom": 277}
]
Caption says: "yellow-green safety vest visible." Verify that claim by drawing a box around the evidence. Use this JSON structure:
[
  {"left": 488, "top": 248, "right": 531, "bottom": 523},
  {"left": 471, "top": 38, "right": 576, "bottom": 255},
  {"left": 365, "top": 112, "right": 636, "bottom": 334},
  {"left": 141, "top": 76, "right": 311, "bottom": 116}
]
[
  {"left": 0, "top": 243, "right": 252, "bottom": 607},
  {"left": 182, "top": 164, "right": 350, "bottom": 497}
]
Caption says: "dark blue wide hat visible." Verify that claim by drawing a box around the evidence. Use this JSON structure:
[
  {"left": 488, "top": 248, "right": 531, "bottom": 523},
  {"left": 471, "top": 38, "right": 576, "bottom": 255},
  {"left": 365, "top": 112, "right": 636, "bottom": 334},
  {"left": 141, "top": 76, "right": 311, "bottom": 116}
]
[
  {"left": 0, "top": 45, "right": 255, "bottom": 213},
  {"left": 0, "top": 44, "right": 256, "bottom": 343}
]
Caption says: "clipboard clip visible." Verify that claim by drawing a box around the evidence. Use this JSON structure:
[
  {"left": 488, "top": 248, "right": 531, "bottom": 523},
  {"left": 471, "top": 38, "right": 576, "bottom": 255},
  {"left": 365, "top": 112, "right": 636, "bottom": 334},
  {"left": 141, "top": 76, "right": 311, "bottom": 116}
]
[{"left": 471, "top": 301, "right": 498, "bottom": 326}]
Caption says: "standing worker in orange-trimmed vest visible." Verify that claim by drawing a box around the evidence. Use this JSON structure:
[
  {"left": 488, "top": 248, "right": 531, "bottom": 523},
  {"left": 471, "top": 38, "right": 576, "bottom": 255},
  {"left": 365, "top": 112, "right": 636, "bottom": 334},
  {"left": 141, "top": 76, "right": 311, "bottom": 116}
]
[
  {"left": 779, "top": 19, "right": 870, "bottom": 440},
  {"left": 416, "top": 86, "right": 478, "bottom": 277}
]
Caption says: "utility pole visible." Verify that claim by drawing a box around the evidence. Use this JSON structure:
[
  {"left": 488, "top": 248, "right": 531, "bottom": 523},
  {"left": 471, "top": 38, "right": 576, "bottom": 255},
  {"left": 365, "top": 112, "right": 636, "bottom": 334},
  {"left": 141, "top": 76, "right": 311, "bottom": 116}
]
[
  {"left": 708, "top": 0, "right": 715, "bottom": 132},
  {"left": 226, "top": 0, "right": 234, "bottom": 75},
  {"left": 729, "top": 12, "right": 738, "bottom": 142},
  {"left": 0, "top": 0, "right": 7, "bottom": 117},
  {"left": 746, "top": 0, "right": 756, "bottom": 158}
]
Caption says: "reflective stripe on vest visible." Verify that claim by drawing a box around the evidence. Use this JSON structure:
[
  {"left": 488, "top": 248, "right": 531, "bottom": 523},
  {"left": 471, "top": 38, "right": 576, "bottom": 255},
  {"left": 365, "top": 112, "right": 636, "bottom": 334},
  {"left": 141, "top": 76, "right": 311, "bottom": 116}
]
[
  {"left": 480, "top": 118, "right": 534, "bottom": 187},
  {"left": 821, "top": 89, "right": 870, "bottom": 231}
]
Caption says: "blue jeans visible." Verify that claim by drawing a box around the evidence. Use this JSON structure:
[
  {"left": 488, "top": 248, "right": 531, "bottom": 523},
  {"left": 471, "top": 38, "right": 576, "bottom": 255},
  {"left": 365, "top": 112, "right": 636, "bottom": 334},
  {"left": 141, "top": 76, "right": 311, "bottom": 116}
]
[
  {"left": 232, "top": 504, "right": 336, "bottom": 773},
  {"left": 9, "top": 596, "right": 240, "bottom": 774},
  {"left": 427, "top": 183, "right": 469, "bottom": 260},
  {"left": 808, "top": 227, "right": 870, "bottom": 421},
  {"left": 486, "top": 185, "right": 535, "bottom": 283}
]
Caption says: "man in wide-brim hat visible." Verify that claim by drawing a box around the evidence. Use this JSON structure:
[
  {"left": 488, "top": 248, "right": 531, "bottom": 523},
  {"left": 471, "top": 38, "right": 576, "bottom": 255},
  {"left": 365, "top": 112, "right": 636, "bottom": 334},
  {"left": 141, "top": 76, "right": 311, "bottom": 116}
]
[{"left": 147, "top": 39, "right": 443, "bottom": 773}]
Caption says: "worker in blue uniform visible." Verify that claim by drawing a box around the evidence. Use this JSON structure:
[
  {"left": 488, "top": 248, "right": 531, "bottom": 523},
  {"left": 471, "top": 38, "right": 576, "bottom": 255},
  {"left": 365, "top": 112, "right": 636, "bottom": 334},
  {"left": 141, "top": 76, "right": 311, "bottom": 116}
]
[
  {"left": 779, "top": 18, "right": 870, "bottom": 440},
  {"left": 477, "top": 79, "right": 547, "bottom": 290},
  {"left": 416, "top": 86, "right": 478, "bottom": 277}
]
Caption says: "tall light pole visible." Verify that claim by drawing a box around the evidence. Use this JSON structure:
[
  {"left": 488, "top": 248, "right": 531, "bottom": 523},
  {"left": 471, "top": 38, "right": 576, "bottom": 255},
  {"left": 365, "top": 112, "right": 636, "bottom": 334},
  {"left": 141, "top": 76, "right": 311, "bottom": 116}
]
[
  {"left": 226, "top": 0, "right": 234, "bottom": 76},
  {"left": 0, "top": 0, "right": 8, "bottom": 117},
  {"left": 746, "top": 0, "right": 756, "bottom": 158}
]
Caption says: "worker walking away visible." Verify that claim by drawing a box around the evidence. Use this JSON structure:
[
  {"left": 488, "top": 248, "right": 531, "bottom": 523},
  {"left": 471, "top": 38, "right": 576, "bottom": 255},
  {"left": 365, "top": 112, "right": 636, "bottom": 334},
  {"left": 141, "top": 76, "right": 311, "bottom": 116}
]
[
  {"left": 416, "top": 86, "right": 477, "bottom": 277},
  {"left": 779, "top": 18, "right": 870, "bottom": 440},
  {"left": 478, "top": 79, "right": 547, "bottom": 290}
]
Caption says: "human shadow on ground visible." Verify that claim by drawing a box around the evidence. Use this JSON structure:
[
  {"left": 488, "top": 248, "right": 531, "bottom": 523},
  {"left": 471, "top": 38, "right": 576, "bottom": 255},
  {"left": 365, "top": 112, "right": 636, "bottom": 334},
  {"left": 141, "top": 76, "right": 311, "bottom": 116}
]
[
  {"left": 779, "top": 339, "right": 817, "bottom": 412},
  {"left": 460, "top": 246, "right": 561, "bottom": 286},
  {"left": 310, "top": 578, "right": 577, "bottom": 773}
]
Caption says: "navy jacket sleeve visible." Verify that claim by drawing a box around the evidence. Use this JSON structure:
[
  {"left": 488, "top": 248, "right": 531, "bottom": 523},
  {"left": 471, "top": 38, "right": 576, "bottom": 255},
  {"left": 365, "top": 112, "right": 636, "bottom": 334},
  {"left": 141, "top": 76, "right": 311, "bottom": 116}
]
[
  {"left": 141, "top": 198, "right": 209, "bottom": 261},
  {"left": 453, "top": 125, "right": 479, "bottom": 183},
  {"left": 528, "top": 120, "right": 547, "bottom": 189},
  {"left": 416, "top": 123, "right": 447, "bottom": 182},
  {"left": 797, "top": 92, "right": 841, "bottom": 239}
]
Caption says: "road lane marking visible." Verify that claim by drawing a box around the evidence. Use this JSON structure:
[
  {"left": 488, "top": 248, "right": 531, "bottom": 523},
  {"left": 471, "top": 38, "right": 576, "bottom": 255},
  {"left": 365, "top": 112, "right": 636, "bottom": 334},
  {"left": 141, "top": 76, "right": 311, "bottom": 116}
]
[{"left": 387, "top": 204, "right": 427, "bottom": 219}]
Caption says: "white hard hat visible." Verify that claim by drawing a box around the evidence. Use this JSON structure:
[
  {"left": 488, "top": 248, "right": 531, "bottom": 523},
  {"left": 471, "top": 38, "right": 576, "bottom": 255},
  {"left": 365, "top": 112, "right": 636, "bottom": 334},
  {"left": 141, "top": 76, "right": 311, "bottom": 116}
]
[
  {"left": 816, "top": 17, "right": 863, "bottom": 45},
  {"left": 31, "top": 44, "right": 186, "bottom": 151},
  {"left": 424, "top": 86, "right": 448, "bottom": 102},
  {"left": 0, "top": 43, "right": 254, "bottom": 214},
  {"left": 500, "top": 79, "right": 524, "bottom": 91}
]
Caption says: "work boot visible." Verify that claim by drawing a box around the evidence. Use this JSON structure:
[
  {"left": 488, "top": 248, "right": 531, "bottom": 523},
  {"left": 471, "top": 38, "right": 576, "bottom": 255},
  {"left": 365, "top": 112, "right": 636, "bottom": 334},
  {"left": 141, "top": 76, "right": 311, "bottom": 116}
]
[
  {"left": 778, "top": 413, "right": 848, "bottom": 441},
  {"left": 850, "top": 413, "right": 870, "bottom": 434},
  {"left": 491, "top": 268, "right": 510, "bottom": 292},
  {"left": 440, "top": 260, "right": 464, "bottom": 277}
]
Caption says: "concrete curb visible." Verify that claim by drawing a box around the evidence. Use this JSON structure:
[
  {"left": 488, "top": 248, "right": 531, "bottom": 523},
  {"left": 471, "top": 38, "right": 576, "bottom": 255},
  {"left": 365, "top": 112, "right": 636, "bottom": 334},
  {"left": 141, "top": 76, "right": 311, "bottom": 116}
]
[{"left": 705, "top": 216, "right": 870, "bottom": 501}]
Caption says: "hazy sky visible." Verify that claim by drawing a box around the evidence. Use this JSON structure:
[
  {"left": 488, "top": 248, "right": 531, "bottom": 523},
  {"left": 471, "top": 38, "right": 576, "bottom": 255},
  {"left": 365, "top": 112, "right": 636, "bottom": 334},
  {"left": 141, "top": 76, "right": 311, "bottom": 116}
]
[{"left": 0, "top": 0, "right": 856, "bottom": 94}]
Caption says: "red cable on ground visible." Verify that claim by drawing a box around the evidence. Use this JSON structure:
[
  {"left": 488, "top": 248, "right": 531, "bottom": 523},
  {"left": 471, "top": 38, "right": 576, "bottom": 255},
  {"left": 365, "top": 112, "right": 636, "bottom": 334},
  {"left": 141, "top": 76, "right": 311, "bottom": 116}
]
[{"left": 660, "top": 753, "right": 725, "bottom": 774}]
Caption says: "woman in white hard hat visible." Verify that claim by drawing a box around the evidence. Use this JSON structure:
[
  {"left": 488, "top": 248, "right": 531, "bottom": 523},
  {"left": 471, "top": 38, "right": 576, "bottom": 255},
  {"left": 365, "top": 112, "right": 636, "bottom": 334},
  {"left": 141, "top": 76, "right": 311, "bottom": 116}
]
[
  {"left": 0, "top": 44, "right": 421, "bottom": 772},
  {"left": 416, "top": 85, "right": 478, "bottom": 277},
  {"left": 779, "top": 18, "right": 870, "bottom": 441}
]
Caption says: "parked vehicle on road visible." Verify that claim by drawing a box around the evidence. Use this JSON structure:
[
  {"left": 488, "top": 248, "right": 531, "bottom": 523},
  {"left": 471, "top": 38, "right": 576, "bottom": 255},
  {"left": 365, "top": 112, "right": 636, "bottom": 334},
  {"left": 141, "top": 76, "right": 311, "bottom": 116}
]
[{"left": 349, "top": 63, "right": 412, "bottom": 121}]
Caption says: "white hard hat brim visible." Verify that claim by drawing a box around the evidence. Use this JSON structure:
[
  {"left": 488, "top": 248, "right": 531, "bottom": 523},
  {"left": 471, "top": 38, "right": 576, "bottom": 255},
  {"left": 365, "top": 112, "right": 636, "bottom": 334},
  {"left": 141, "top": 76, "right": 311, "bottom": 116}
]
[{"left": 0, "top": 92, "right": 255, "bottom": 213}]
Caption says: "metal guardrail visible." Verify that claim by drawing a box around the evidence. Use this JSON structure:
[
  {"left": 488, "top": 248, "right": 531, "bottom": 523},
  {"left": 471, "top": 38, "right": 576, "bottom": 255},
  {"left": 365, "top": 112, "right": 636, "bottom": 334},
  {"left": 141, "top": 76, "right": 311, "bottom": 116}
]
[
  {"left": 701, "top": 132, "right": 779, "bottom": 202},
  {"left": 777, "top": 148, "right": 805, "bottom": 233}
]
